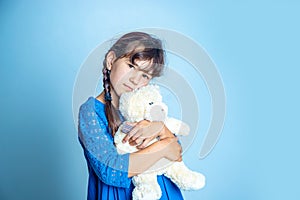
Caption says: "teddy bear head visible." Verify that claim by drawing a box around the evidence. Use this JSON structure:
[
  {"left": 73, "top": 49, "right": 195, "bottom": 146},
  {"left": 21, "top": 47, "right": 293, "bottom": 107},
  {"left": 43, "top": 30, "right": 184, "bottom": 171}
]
[{"left": 119, "top": 84, "right": 168, "bottom": 122}]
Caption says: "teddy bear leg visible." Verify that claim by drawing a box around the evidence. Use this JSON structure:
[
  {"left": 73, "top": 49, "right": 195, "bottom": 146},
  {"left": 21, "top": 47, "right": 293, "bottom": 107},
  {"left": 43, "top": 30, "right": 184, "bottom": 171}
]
[
  {"left": 132, "top": 174, "right": 162, "bottom": 200},
  {"left": 164, "top": 161, "right": 206, "bottom": 190}
]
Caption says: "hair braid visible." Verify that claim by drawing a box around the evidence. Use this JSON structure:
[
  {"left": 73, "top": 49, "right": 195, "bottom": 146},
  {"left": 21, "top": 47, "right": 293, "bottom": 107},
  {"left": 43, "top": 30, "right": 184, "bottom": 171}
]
[
  {"left": 102, "top": 66, "right": 121, "bottom": 136},
  {"left": 102, "top": 67, "right": 112, "bottom": 101}
]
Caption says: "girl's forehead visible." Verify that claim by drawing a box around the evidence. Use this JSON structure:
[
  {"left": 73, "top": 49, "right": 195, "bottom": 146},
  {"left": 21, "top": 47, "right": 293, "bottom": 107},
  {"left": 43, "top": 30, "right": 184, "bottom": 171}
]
[{"left": 124, "top": 58, "right": 154, "bottom": 74}]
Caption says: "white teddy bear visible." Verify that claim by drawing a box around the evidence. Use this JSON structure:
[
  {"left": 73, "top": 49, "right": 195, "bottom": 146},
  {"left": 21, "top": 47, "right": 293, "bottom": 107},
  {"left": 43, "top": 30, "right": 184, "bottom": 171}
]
[{"left": 114, "top": 84, "right": 205, "bottom": 200}]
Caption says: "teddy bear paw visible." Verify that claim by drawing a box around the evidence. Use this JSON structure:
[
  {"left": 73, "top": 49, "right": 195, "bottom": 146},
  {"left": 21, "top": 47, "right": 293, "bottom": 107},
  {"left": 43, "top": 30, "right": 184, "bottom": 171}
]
[{"left": 132, "top": 184, "right": 162, "bottom": 200}]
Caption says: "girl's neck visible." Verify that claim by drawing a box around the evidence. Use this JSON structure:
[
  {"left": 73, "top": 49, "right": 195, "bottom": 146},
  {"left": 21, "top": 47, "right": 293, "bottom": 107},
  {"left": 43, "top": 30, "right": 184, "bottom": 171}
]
[{"left": 96, "top": 91, "right": 106, "bottom": 104}]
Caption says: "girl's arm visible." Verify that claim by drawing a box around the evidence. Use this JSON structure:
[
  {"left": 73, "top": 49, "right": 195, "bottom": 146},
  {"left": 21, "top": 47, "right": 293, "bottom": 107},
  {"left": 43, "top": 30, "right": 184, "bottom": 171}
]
[
  {"left": 128, "top": 136, "right": 182, "bottom": 177},
  {"left": 78, "top": 101, "right": 133, "bottom": 188},
  {"left": 122, "top": 120, "right": 183, "bottom": 177},
  {"left": 78, "top": 99, "right": 181, "bottom": 184}
]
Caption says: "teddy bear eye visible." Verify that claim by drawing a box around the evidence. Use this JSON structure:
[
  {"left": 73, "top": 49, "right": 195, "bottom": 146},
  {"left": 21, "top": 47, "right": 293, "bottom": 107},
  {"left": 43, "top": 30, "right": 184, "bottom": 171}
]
[{"left": 149, "top": 102, "right": 153, "bottom": 105}]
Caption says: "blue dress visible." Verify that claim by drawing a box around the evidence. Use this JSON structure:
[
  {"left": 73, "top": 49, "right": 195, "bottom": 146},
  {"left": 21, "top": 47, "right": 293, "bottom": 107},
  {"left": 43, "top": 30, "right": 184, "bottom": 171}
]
[{"left": 78, "top": 97, "right": 184, "bottom": 200}]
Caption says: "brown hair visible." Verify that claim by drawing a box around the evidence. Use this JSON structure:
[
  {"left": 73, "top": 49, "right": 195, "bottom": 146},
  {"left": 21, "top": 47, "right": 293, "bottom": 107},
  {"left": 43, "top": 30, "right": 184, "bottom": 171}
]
[{"left": 102, "top": 32, "right": 165, "bottom": 136}]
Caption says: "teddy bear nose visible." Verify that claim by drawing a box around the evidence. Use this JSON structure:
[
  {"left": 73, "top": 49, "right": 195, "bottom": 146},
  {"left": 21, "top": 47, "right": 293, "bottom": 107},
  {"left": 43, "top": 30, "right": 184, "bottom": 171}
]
[{"left": 150, "top": 105, "right": 167, "bottom": 121}]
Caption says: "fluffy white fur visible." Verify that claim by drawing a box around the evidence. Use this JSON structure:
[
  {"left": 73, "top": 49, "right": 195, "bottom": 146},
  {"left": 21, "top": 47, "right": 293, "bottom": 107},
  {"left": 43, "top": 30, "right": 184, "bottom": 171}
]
[{"left": 114, "top": 84, "right": 205, "bottom": 200}]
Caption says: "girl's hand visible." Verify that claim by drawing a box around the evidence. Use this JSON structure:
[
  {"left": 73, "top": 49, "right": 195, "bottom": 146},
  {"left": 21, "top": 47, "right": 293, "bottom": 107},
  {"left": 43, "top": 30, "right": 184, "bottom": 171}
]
[
  {"left": 122, "top": 120, "right": 170, "bottom": 149},
  {"left": 160, "top": 137, "right": 182, "bottom": 162}
]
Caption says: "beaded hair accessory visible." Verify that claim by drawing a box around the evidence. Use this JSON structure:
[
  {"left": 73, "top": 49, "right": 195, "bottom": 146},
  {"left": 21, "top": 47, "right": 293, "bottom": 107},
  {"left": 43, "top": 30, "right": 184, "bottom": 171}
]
[
  {"left": 105, "top": 92, "right": 112, "bottom": 101},
  {"left": 103, "top": 68, "right": 112, "bottom": 101}
]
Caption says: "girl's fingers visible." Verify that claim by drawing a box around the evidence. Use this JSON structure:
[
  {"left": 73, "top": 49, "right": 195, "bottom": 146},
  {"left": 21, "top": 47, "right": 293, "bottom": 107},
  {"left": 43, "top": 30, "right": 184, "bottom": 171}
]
[
  {"left": 132, "top": 129, "right": 143, "bottom": 140},
  {"left": 136, "top": 138, "right": 152, "bottom": 149},
  {"left": 129, "top": 138, "right": 138, "bottom": 146},
  {"left": 126, "top": 121, "right": 137, "bottom": 126},
  {"left": 176, "top": 156, "right": 182, "bottom": 162},
  {"left": 128, "top": 132, "right": 142, "bottom": 146},
  {"left": 128, "top": 136, "right": 144, "bottom": 146},
  {"left": 122, "top": 126, "right": 138, "bottom": 143},
  {"left": 134, "top": 138, "right": 144, "bottom": 146},
  {"left": 122, "top": 120, "right": 154, "bottom": 143}
]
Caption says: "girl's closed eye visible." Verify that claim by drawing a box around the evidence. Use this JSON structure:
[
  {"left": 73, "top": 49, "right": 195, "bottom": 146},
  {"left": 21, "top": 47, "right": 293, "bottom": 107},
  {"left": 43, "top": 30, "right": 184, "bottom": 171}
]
[
  {"left": 142, "top": 74, "right": 150, "bottom": 80},
  {"left": 128, "top": 63, "right": 135, "bottom": 69}
]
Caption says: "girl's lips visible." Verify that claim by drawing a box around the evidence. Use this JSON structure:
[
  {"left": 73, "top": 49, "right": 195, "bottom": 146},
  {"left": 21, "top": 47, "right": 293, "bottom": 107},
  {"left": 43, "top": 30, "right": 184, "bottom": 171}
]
[{"left": 124, "top": 84, "right": 133, "bottom": 91}]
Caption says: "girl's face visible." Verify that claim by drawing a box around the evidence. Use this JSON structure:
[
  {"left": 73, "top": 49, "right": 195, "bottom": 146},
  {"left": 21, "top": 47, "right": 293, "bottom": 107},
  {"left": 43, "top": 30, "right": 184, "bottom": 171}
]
[{"left": 107, "top": 53, "right": 153, "bottom": 99}]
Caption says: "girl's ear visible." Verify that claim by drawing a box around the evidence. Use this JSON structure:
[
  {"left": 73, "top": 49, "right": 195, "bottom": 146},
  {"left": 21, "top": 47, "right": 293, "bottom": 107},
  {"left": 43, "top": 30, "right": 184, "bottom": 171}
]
[{"left": 106, "top": 51, "right": 116, "bottom": 70}]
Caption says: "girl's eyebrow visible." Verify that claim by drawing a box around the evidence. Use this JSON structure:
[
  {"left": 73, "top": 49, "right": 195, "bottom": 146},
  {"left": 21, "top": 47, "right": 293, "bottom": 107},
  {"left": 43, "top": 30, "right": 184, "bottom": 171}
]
[
  {"left": 126, "top": 61, "right": 153, "bottom": 75},
  {"left": 138, "top": 66, "right": 153, "bottom": 76},
  {"left": 126, "top": 61, "right": 138, "bottom": 68}
]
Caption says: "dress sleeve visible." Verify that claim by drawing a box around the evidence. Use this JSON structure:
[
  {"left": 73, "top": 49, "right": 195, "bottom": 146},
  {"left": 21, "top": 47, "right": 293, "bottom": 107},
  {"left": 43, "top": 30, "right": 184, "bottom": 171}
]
[{"left": 78, "top": 102, "right": 132, "bottom": 188}]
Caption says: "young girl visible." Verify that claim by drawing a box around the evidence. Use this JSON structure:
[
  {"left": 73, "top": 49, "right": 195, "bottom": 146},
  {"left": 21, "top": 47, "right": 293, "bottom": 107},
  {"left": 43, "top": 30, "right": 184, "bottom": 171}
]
[{"left": 78, "top": 32, "right": 184, "bottom": 200}]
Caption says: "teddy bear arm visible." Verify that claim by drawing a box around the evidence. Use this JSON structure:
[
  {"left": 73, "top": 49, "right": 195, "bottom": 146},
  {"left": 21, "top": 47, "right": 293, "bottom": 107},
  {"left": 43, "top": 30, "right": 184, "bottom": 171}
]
[
  {"left": 164, "top": 161, "right": 206, "bottom": 190},
  {"left": 132, "top": 173, "right": 162, "bottom": 200}
]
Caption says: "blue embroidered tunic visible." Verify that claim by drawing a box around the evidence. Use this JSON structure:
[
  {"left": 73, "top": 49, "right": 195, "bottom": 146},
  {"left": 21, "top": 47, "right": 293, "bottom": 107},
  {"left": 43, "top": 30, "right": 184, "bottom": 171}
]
[{"left": 78, "top": 97, "right": 184, "bottom": 200}]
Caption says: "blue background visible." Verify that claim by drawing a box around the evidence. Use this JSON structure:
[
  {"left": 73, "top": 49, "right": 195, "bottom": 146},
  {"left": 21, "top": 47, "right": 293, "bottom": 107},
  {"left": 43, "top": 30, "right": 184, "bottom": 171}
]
[{"left": 1, "top": 0, "right": 299, "bottom": 199}]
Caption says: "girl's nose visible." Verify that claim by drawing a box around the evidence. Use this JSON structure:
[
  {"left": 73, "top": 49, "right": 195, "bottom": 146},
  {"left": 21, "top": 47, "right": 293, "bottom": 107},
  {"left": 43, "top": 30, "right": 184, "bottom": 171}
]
[{"left": 129, "top": 72, "right": 142, "bottom": 85}]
